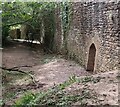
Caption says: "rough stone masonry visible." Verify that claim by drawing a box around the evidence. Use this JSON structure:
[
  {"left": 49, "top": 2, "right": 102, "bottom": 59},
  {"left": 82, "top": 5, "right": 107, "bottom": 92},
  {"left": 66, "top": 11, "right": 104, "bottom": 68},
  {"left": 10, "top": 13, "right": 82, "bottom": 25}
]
[{"left": 54, "top": 1, "right": 120, "bottom": 73}]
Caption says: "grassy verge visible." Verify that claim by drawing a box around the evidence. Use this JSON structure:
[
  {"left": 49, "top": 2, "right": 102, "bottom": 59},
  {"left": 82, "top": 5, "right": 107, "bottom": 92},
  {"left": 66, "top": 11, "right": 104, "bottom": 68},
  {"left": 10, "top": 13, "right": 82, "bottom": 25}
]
[{"left": 13, "top": 75, "right": 100, "bottom": 106}]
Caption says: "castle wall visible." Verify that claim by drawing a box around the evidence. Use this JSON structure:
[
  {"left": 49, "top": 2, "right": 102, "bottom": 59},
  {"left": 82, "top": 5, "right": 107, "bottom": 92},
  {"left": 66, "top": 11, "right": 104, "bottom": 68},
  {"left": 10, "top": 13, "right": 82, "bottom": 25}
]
[
  {"left": 54, "top": 4, "right": 63, "bottom": 53},
  {"left": 66, "top": 2, "right": 119, "bottom": 72}
]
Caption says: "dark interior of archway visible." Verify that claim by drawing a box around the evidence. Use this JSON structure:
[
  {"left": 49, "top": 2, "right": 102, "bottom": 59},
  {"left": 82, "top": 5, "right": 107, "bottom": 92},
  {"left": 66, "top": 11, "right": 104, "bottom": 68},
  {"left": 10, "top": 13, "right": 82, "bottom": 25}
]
[{"left": 87, "top": 43, "right": 96, "bottom": 72}]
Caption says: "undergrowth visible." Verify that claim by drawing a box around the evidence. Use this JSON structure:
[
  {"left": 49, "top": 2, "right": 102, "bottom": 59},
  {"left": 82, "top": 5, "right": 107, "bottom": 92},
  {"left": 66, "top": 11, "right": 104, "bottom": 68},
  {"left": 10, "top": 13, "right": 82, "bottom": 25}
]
[{"left": 11, "top": 75, "right": 100, "bottom": 106}]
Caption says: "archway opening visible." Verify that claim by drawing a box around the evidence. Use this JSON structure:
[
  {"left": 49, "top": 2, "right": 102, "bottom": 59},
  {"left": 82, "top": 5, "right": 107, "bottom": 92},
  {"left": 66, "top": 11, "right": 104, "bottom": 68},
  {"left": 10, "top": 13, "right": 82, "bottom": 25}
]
[{"left": 87, "top": 43, "right": 96, "bottom": 72}]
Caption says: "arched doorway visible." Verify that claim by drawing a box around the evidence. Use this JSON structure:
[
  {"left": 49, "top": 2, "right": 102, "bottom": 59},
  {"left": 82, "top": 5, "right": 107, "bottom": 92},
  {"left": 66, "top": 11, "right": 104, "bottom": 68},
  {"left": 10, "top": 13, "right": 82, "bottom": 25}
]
[{"left": 87, "top": 43, "right": 96, "bottom": 72}]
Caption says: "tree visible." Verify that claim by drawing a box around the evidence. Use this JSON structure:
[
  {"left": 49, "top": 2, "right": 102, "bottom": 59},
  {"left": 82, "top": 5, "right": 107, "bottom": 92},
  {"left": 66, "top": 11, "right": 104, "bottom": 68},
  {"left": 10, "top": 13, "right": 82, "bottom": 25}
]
[
  {"left": 2, "top": 2, "right": 33, "bottom": 43},
  {"left": 1, "top": 1, "right": 71, "bottom": 52},
  {"left": 1, "top": 2, "right": 57, "bottom": 43}
]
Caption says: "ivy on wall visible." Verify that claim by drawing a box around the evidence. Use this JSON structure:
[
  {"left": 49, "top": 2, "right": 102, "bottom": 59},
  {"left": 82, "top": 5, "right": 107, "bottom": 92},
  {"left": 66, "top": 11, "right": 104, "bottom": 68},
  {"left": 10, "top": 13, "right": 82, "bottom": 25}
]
[{"left": 60, "top": 2, "right": 72, "bottom": 53}]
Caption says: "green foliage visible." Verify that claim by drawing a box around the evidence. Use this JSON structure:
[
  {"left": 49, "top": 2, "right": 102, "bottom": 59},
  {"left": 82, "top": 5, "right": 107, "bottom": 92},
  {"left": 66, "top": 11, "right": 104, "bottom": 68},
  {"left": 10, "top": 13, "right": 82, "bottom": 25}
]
[
  {"left": 1, "top": 2, "right": 58, "bottom": 48},
  {"left": 2, "top": 26, "right": 10, "bottom": 41},
  {"left": 14, "top": 75, "right": 77, "bottom": 106},
  {"left": 58, "top": 75, "right": 76, "bottom": 90},
  {"left": 61, "top": 2, "right": 72, "bottom": 33},
  {"left": 1, "top": 2, "right": 72, "bottom": 51},
  {"left": 81, "top": 76, "right": 93, "bottom": 83},
  {"left": 2, "top": 2, "right": 32, "bottom": 27},
  {"left": 14, "top": 92, "right": 36, "bottom": 107},
  {"left": 60, "top": 2, "right": 72, "bottom": 52},
  {"left": 43, "top": 7, "right": 55, "bottom": 51},
  {"left": 13, "top": 75, "right": 97, "bottom": 106},
  {"left": 2, "top": 2, "right": 57, "bottom": 29},
  {"left": 2, "top": 2, "right": 33, "bottom": 42},
  {"left": 0, "top": 100, "right": 4, "bottom": 106}
]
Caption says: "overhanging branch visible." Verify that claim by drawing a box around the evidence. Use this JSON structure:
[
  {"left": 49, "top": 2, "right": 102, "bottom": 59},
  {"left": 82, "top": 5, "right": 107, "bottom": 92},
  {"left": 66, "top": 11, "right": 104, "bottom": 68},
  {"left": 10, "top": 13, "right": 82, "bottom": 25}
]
[{"left": 3, "top": 18, "right": 32, "bottom": 28}]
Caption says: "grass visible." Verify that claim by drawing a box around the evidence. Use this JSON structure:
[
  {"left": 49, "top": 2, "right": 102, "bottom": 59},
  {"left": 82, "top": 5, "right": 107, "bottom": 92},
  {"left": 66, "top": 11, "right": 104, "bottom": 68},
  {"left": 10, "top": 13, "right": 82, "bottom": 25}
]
[
  {"left": 2, "top": 69, "right": 101, "bottom": 106},
  {"left": 13, "top": 75, "right": 99, "bottom": 106}
]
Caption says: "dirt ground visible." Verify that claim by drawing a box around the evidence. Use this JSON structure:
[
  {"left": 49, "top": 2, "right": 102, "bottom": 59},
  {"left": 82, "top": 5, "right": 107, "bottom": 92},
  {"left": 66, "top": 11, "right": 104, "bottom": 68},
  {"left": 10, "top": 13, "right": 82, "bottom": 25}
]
[
  {"left": 2, "top": 40, "right": 90, "bottom": 87},
  {"left": 2, "top": 40, "right": 119, "bottom": 105}
]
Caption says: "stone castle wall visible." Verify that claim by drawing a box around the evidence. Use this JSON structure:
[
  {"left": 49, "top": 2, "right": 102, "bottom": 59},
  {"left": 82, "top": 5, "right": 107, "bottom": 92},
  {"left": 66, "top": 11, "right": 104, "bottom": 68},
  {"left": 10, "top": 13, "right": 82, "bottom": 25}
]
[
  {"left": 67, "top": 2, "right": 119, "bottom": 72},
  {"left": 55, "top": 2, "right": 119, "bottom": 72}
]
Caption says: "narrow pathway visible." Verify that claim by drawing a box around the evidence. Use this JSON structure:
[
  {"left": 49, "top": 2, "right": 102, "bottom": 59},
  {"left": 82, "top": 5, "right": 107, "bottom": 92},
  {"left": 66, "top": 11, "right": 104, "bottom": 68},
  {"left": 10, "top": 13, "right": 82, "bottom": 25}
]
[{"left": 2, "top": 40, "right": 90, "bottom": 88}]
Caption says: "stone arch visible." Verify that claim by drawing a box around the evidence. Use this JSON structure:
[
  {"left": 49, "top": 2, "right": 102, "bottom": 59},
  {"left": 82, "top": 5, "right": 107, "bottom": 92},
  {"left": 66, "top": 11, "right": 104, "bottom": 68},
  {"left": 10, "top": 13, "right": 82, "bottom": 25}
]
[{"left": 87, "top": 43, "right": 96, "bottom": 72}]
